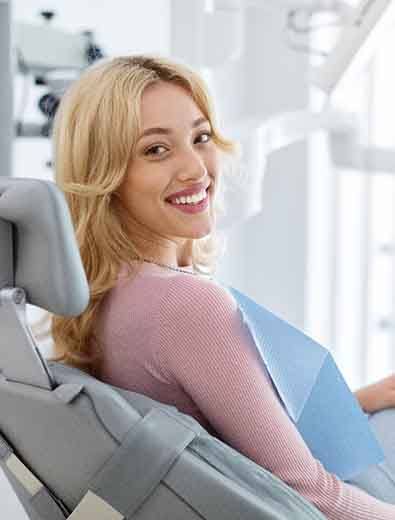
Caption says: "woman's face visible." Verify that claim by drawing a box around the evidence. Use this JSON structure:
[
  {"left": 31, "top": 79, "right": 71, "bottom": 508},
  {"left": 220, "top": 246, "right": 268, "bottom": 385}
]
[{"left": 119, "top": 81, "right": 220, "bottom": 256}]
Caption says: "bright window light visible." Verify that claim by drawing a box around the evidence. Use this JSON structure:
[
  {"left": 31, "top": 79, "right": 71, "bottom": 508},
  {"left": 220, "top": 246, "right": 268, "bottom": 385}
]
[{"left": 311, "top": 0, "right": 395, "bottom": 95}]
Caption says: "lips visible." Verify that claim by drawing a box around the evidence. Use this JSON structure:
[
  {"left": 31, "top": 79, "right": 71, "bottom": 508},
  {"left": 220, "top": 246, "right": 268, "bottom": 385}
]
[{"left": 165, "top": 182, "right": 210, "bottom": 203}]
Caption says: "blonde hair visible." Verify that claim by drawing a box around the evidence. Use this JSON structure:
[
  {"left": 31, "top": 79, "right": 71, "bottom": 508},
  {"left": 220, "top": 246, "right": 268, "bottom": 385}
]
[{"left": 46, "top": 54, "right": 238, "bottom": 375}]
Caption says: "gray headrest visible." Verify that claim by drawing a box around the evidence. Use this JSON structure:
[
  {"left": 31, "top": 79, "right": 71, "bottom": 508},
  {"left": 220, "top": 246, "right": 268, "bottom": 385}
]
[{"left": 0, "top": 177, "right": 89, "bottom": 316}]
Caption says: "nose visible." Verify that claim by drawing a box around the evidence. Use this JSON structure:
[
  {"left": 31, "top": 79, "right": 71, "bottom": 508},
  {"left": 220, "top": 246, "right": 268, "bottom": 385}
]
[{"left": 176, "top": 146, "right": 208, "bottom": 182}]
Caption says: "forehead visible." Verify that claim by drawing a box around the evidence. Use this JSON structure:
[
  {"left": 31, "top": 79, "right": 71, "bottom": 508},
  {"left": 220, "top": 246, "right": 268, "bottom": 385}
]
[{"left": 139, "top": 81, "right": 205, "bottom": 129}]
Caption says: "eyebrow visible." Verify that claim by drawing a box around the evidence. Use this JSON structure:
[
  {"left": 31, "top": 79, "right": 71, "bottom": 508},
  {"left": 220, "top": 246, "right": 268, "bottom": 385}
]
[{"left": 139, "top": 117, "right": 209, "bottom": 140}]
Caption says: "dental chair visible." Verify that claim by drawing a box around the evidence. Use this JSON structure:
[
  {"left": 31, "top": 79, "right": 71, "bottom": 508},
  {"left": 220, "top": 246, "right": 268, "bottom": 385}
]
[{"left": 0, "top": 177, "right": 326, "bottom": 520}]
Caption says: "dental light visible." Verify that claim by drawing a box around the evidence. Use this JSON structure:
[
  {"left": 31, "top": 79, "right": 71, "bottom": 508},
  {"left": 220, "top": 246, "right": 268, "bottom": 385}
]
[
  {"left": 311, "top": 0, "right": 395, "bottom": 95},
  {"left": 14, "top": 11, "right": 104, "bottom": 138}
]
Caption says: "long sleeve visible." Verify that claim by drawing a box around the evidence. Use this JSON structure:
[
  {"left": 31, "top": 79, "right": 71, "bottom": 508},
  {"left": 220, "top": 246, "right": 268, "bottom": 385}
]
[{"left": 157, "top": 276, "right": 395, "bottom": 520}]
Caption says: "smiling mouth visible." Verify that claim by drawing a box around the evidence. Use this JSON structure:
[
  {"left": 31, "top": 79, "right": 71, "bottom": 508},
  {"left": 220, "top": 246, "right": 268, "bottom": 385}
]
[
  {"left": 165, "top": 187, "right": 210, "bottom": 206},
  {"left": 165, "top": 187, "right": 210, "bottom": 214}
]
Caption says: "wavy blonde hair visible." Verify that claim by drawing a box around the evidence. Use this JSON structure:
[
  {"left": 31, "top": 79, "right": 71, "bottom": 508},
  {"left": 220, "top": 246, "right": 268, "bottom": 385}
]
[{"left": 46, "top": 54, "right": 237, "bottom": 375}]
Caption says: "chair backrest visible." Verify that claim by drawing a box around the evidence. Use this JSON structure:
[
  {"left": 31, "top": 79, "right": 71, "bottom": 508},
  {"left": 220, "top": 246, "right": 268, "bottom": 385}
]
[
  {"left": 0, "top": 177, "right": 89, "bottom": 389},
  {"left": 0, "top": 177, "right": 89, "bottom": 315},
  {"left": 0, "top": 177, "right": 326, "bottom": 520}
]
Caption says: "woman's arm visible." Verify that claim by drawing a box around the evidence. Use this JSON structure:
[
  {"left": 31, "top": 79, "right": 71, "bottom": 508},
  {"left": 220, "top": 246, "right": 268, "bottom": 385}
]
[
  {"left": 354, "top": 374, "right": 395, "bottom": 414},
  {"left": 157, "top": 277, "right": 395, "bottom": 520}
]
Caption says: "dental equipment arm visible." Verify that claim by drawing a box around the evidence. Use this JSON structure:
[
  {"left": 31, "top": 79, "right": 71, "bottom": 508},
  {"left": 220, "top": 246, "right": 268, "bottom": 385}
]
[
  {"left": 217, "top": 108, "right": 354, "bottom": 230},
  {"left": 311, "top": 0, "right": 395, "bottom": 96}
]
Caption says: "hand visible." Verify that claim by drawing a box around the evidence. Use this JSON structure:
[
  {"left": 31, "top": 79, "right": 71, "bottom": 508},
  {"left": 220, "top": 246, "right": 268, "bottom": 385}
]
[{"left": 354, "top": 374, "right": 395, "bottom": 414}]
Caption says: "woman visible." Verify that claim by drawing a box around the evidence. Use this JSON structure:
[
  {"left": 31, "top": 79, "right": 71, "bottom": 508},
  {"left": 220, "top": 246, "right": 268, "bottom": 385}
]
[{"left": 50, "top": 54, "right": 395, "bottom": 519}]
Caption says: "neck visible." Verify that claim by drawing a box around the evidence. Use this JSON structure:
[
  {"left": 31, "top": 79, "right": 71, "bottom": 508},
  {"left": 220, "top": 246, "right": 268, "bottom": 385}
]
[
  {"left": 136, "top": 258, "right": 213, "bottom": 280},
  {"left": 132, "top": 240, "right": 193, "bottom": 269},
  {"left": 136, "top": 251, "right": 192, "bottom": 269},
  {"left": 121, "top": 211, "right": 195, "bottom": 268}
]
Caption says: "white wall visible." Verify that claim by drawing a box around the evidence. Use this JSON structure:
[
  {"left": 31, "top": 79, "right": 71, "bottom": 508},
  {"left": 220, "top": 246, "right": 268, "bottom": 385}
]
[
  {"left": 0, "top": 1, "right": 13, "bottom": 178},
  {"left": 239, "top": 5, "right": 309, "bottom": 329}
]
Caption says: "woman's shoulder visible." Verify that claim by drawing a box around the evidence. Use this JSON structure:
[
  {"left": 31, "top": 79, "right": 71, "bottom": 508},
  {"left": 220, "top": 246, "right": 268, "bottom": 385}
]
[
  {"left": 159, "top": 273, "right": 239, "bottom": 323},
  {"left": 169, "top": 273, "right": 232, "bottom": 297},
  {"left": 113, "top": 262, "right": 238, "bottom": 319}
]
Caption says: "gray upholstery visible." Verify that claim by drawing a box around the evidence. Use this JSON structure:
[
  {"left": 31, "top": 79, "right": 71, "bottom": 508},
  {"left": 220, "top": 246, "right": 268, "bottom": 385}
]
[{"left": 0, "top": 177, "right": 89, "bottom": 316}]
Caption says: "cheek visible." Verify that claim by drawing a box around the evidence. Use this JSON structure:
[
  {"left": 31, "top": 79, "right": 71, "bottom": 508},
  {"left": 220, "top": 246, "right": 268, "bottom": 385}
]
[
  {"left": 120, "top": 166, "right": 150, "bottom": 200},
  {"left": 119, "top": 179, "right": 135, "bottom": 209},
  {"left": 206, "top": 148, "right": 221, "bottom": 176},
  {"left": 119, "top": 171, "right": 165, "bottom": 217},
  {"left": 118, "top": 176, "right": 143, "bottom": 217}
]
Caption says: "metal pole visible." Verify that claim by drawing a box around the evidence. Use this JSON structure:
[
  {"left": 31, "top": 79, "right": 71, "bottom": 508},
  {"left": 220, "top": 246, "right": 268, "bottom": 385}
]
[{"left": 0, "top": 0, "right": 13, "bottom": 177}]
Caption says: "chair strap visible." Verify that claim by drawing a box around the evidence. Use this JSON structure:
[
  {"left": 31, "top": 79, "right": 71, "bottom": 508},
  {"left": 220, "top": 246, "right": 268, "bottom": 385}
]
[
  {"left": 0, "top": 431, "right": 67, "bottom": 520},
  {"left": 75, "top": 407, "right": 198, "bottom": 519}
]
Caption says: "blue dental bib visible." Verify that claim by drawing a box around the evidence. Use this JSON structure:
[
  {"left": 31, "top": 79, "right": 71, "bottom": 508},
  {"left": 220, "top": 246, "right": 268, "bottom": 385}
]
[{"left": 226, "top": 285, "right": 384, "bottom": 480}]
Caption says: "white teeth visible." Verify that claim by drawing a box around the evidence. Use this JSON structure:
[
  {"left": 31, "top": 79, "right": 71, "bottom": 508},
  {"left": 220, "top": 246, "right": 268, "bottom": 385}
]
[{"left": 173, "top": 189, "right": 207, "bottom": 205}]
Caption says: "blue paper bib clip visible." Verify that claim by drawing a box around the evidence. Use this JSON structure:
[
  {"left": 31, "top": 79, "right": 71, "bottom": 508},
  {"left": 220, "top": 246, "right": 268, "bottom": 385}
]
[{"left": 226, "top": 285, "right": 384, "bottom": 480}]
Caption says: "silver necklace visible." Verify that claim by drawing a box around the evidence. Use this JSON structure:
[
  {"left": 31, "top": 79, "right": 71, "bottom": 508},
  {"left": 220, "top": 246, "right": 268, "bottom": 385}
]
[{"left": 136, "top": 258, "right": 213, "bottom": 279}]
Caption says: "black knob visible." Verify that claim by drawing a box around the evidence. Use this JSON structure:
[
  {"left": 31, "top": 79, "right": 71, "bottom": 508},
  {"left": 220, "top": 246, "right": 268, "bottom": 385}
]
[
  {"left": 40, "top": 11, "right": 55, "bottom": 22},
  {"left": 38, "top": 93, "right": 60, "bottom": 119}
]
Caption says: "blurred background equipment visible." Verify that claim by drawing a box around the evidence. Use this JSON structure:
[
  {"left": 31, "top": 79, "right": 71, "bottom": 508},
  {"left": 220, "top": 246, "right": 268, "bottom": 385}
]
[
  {"left": 311, "top": 0, "right": 395, "bottom": 96},
  {"left": 14, "top": 10, "right": 104, "bottom": 138}
]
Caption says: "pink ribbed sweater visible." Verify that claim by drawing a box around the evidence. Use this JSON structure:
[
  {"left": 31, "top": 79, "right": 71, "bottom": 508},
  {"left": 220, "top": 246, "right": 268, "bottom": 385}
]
[{"left": 96, "top": 262, "right": 395, "bottom": 519}]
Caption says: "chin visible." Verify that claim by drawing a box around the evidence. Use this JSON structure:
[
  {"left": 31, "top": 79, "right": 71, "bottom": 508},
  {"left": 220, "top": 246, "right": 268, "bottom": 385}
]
[
  {"left": 193, "top": 231, "right": 211, "bottom": 240},
  {"left": 190, "top": 222, "right": 214, "bottom": 239}
]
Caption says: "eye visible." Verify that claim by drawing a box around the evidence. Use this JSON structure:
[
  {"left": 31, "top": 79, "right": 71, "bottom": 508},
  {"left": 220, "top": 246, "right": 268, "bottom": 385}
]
[
  {"left": 144, "top": 144, "right": 168, "bottom": 157},
  {"left": 195, "top": 132, "right": 212, "bottom": 144}
]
